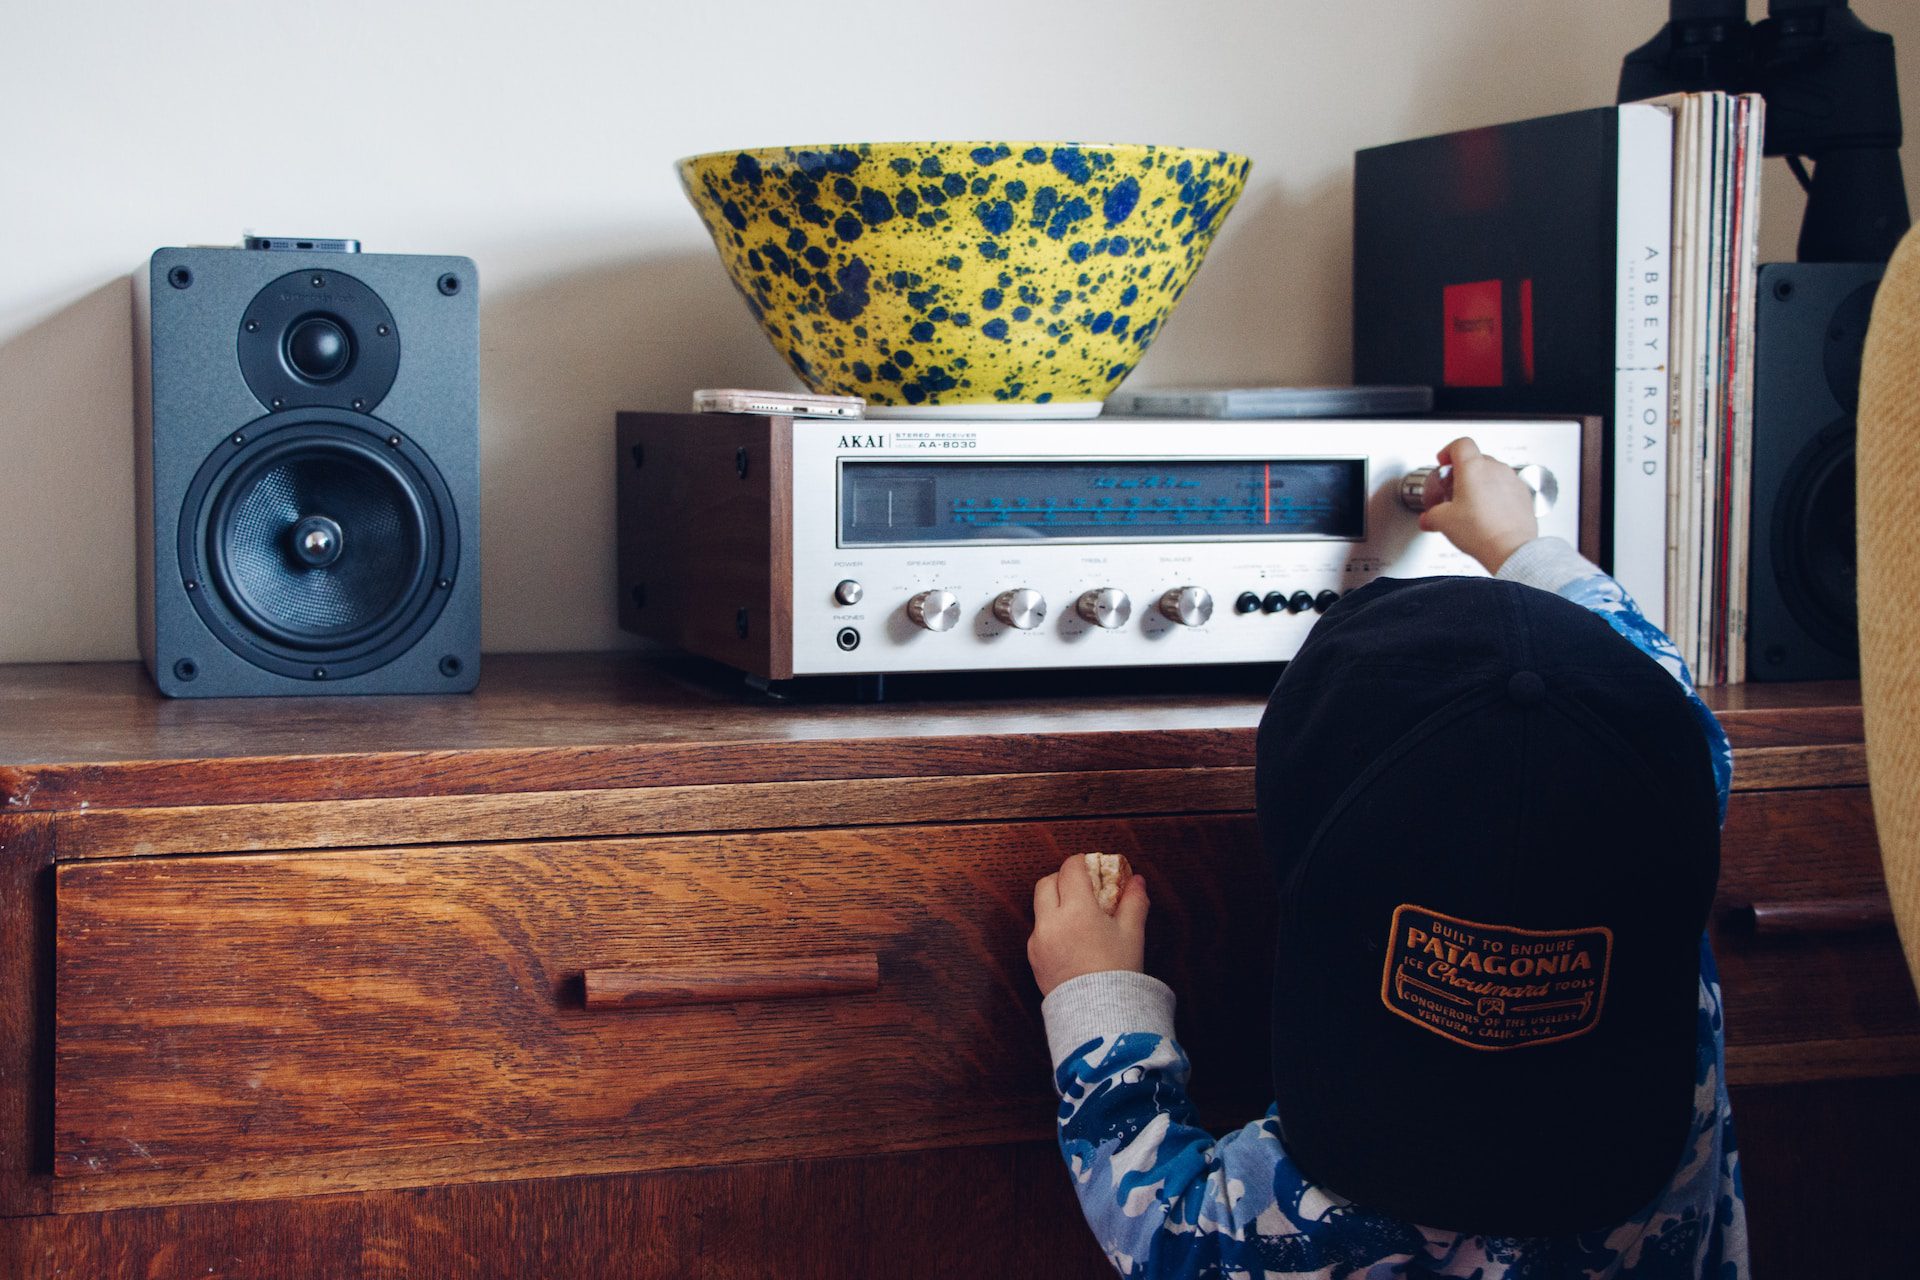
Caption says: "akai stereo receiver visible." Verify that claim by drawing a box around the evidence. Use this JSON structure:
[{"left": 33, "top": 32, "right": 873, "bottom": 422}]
[{"left": 616, "top": 412, "right": 1596, "bottom": 681}]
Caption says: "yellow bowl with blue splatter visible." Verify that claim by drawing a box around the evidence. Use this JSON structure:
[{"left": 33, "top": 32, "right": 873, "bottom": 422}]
[{"left": 679, "top": 142, "right": 1251, "bottom": 417}]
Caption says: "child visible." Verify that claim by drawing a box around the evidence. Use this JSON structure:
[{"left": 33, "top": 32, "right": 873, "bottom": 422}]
[{"left": 1028, "top": 438, "right": 1746, "bottom": 1278}]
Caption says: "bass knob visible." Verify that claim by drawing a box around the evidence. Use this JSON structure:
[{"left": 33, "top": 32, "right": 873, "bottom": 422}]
[{"left": 992, "top": 588, "right": 1047, "bottom": 630}]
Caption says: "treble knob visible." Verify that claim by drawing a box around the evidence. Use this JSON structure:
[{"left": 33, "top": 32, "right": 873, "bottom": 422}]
[
  {"left": 992, "top": 588, "right": 1047, "bottom": 630},
  {"left": 1075, "top": 587, "right": 1132, "bottom": 629},
  {"left": 906, "top": 589, "right": 962, "bottom": 632},
  {"left": 1157, "top": 585, "right": 1213, "bottom": 627},
  {"left": 1401, "top": 463, "right": 1560, "bottom": 517}
]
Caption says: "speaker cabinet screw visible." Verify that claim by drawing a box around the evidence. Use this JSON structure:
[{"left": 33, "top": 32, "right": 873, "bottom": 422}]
[
  {"left": 172, "top": 659, "right": 198, "bottom": 681},
  {"left": 183, "top": 580, "right": 198, "bottom": 592},
  {"left": 376, "top": 324, "right": 390, "bottom": 337},
  {"left": 271, "top": 397, "right": 284, "bottom": 410},
  {"left": 310, "top": 275, "right": 325, "bottom": 288},
  {"left": 438, "top": 655, "right": 463, "bottom": 677},
  {"left": 167, "top": 266, "right": 193, "bottom": 289},
  {"left": 312, "top": 668, "right": 327, "bottom": 679},
  {"left": 438, "top": 274, "right": 461, "bottom": 296},
  {"left": 1774, "top": 279, "right": 1796, "bottom": 301},
  {"left": 231, "top": 433, "right": 245, "bottom": 446},
  {"left": 436, "top": 577, "right": 452, "bottom": 590},
  {"left": 352, "top": 398, "right": 365, "bottom": 411},
  {"left": 387, "top": 435, "right": 401, "bottom": 447},
  {"left": 245, "top": 319, "right": 259, "bottom": 332}
]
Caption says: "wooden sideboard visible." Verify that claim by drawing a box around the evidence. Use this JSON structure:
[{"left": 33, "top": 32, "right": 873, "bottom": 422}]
[{"left": 0, "top": 655, "right": 1911, "bottom": 1277}]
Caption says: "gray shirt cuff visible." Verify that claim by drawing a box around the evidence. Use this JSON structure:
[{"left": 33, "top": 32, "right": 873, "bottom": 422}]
[
  {"left": 1495, "top": 535, "right": 1601, "bottom": 594},
  {"left": 1040, "top": 969, "right": 1177, "bottom": 1067}
]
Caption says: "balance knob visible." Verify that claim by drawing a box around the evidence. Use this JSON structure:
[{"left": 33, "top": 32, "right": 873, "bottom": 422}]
[
  {"left": 992, "top": 588, "right": 1047, "bottom": 630},
  {"left": 1158, "top": 585, "right": 1213, "bottom": 627},
  {"left": 906, "top": 589, "right": 962, "bottom": 632},
  {"left": 1075, "top": 587, "right": 1132, "bottom": 629}
]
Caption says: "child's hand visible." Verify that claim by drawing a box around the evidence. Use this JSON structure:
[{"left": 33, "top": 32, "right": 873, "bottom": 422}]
[
  {"left": 1027, "top": 853, "right": 1149, "bottom": 997},
  {"left": 1417, "top": 436, "right": 1540, "bottom": 574}
]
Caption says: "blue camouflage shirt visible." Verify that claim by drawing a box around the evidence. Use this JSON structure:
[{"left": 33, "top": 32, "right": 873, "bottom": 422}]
[{"left": 1041, "top": 539, "right": 1748, "bottom": 1279}]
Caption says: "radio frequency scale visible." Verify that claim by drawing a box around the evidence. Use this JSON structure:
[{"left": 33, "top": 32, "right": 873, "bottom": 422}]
[{"left": 616, "top": 412, "right": 1597, "bottom": 681}]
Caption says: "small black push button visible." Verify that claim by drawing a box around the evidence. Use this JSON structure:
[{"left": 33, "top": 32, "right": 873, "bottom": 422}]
[
  {"left": 1261, "top": 591, "right": 1286, "bottom": 614},
  {"left": 1288, "top": 590, "right": 1315, "bottom": 614},
  {"left": 1234, "top": 591, "right": 1261, "bottom": 615},
  {"left": 1313, "top": 590, "right": 1340, "bottom": 614}
]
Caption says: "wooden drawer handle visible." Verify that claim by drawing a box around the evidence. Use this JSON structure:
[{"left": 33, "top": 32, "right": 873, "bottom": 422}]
[
  {"left": 1740, "top": 897, "right": 1897, "bottom": 937},
  {"left": 583, "top": 952, "right": 879, "bottom": 1010}
]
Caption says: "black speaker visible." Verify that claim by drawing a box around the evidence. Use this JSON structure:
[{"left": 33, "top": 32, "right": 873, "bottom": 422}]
[
  {"left": 133, "top": 245, "right": 480, "bottom": 697},
  {"left": 1748, "top": 262, "right": 1880, "bottom": 682}
]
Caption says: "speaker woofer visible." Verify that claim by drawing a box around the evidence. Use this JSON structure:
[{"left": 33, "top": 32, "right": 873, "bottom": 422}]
[{"left": 179, "top": 412, "right": 460, "bottom": 680}]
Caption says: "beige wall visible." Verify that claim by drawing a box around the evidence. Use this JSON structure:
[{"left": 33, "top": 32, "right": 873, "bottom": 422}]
[{"left": 3, "top": 0, "right": 1915, "bottom": 663}]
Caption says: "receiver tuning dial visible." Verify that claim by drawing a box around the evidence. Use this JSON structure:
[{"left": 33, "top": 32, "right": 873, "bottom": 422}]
[
  {"left": 1075, "top": 587, "right": 1132, "bottom": 629},
  {"left": 1158, "top": 585, "right": 1213, "bottom": 627},
  {"left": 992, "top": 588, "right": 1047, "bottom": 630},
  {"left": 906, "top": 589, "right": 962, "bottom": 632}
]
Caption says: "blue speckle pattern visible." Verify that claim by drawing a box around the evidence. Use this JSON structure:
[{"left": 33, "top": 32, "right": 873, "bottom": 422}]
[{"left": 678, "top": 141, "right": 1251, "bottom": 409}]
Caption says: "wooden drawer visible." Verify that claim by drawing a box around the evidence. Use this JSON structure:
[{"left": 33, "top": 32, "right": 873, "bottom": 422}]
[
  {"left": 52, "top": 816, "right": 1274, "bottom": 1212},
  {"left": 1711, "top": 787, "right": 1920, "bottom": 1077}
]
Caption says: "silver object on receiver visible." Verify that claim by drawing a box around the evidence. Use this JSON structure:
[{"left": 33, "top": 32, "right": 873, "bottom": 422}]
[
  {"left": 1400, "top": 463, "right": 1560, "bottom": 518},
  {"left": 906, "top": 589, "right": 962, "bottom": 632},
  {"left": 993, "top": 588, "right": 1047, "bottom": 630},
  {"left": 1158, "top": 586, "right": 1214, "bottom": 627},
  {"left": 834, "top": 579, "right": 864, "bottom": 605},
  {"left": 1076, "top": 588, "right": 1132, "bottom": 629}
]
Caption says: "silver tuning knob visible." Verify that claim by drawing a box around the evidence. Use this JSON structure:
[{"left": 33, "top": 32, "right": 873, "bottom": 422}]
[
  {"left": 906, "top": 589, "right": 962, "bottom": 632},
  {"left": 1076, "top": 587, "right": 1132, "bottom": 629},
  {"left": 1157, "top": 585, "right": 1213, "bottom": 627},
  {"left": 1401, "top": 462, "right": 1560, "bottom": 517},
  {"left": 992, "top": 588, "right": 1047, "bottom": 630},
  {"left": 1400, "top": 465, "right": 1449, "bottom": 513}
]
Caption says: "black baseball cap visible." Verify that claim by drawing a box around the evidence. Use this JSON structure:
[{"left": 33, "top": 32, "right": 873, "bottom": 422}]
[{"left": 1255, "top": 575, "right": 1720, "bottom": 1237}]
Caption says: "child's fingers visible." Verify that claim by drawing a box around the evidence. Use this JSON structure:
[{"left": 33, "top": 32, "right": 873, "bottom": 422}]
[
  {"left": 1054, "top": 853, "right": 1097, "bottom": 907},
  {"left": 1115, "top": 873, "right": 1150, "bottom": 932},
  {"left": 1032, "top": 871, "right": 1058, "bottom": 918},
  {"left": 1438, "top": 436, "right": 1482, "bottom": 467}
]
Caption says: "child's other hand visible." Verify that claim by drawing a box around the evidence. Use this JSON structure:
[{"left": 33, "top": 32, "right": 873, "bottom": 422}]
[
  {"left": 1417, "top": 436, "right": 1540, "bottom": 574},
  {"left": 1027, "top": 854, "right": 1149, "bottom": 997}
]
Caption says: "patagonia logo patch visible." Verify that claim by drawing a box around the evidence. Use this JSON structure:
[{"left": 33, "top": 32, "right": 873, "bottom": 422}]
[{"left": 1381, "top": 904, "right": 1612, "bottom": 1051}]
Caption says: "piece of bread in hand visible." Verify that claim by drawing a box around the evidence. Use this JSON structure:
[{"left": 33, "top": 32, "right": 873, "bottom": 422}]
[{"left": 1082, "top": 852, "right": 1134, "bottom": 915}]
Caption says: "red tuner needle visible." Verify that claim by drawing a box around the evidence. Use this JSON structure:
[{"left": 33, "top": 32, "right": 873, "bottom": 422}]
[{"left": 1264, "top": 464, "right": 1271, "bottom": 525}]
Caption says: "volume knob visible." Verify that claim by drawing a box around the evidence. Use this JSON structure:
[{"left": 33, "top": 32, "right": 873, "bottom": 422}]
[
  {"left": 1158, "top": 585, "right": 1213, "bottom": 627},
  {"left": 1076, "top": 587, "right": 1132, "bottom": 629},
  {"left": 992, "top": 588, "right": 1047, "bottom": 630},
  {"left": 906, "top": 589, "right": 962, "bottom": 632}
]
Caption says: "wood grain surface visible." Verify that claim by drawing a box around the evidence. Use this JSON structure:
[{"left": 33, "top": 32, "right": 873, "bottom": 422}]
[
  {"left": 0, "top": 816, "right": 52, "bottom": 1217},
  {"left": 0, "top": 654, "right": 1863, "bottom": 812},
  {"left": 616, "top": 413, "right": 796, "bottom": 680},
  {"left": 0, "top": 1142, "right": 1111, "bottom": 1280},
  {"left": 53, "top": 816, "right": 1276, "bottom": 1211},
  {"left": 51, "top": 767, "right": 1256, "bottom": 859},
  {"left": 1711, "top": 788, "right": 1920, "bottom": 1052}
]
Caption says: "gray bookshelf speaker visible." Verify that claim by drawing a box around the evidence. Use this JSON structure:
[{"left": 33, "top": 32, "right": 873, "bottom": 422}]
[
  {"left": 1747, "top": 262, "right": 1881, "bottom": 683},
  {"left": 133, "top": 246, "right": 480, "bottom": 697}
]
